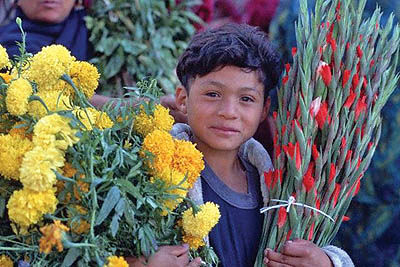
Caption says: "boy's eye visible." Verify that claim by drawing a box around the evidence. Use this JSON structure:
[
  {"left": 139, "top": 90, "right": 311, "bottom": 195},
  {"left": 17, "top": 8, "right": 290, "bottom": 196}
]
[
  {"left": 205, "top": 92, "right": 219, "bottom": 97},
  {"left": 241, "top": 96, "right": 255, "bottom": 102}
]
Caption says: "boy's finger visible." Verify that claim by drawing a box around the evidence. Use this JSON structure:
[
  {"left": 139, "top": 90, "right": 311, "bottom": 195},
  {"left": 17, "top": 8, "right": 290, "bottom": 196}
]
[
  {"left": 265, "top": 248, "right": 298, "bottom": 266},
  {"left": 281, "top": 240, "right": 313, "bottom": 257},
  {"left": 160, "top": 244, "right": 189, "bottom": 256},
  {"left": 187, "top": 257, "right": 203, "bottom": 267},
  {"left": 265, "top": 260, "right": 293, "bottom": 267}
]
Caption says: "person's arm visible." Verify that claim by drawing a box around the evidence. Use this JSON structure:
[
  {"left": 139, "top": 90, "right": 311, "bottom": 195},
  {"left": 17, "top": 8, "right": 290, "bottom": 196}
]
[
  {"left": 126, "top": 244, "right": 202, "bottom": 267},
  {"left": 263, "top": 239, "right": 354, "bottom": 267}
]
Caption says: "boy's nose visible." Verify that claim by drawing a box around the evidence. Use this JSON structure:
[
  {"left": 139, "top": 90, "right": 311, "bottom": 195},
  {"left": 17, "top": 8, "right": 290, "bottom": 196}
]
[{"left": 217, "top": 99, "right": 238, "bottom": 119}]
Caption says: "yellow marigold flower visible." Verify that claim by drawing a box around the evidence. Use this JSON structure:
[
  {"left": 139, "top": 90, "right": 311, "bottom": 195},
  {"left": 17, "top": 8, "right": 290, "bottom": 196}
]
[
  {"left": 104, "top": 256, "right": 129, "bottom": 267},
  {"left": 39, "top": 220, "right": 69, "bottom": 254},
  {"left": 0, "top": 45, "right": 10, "bottom": 70},
  {"left": 182, "top": 202, "right": 221, "bottom": 249},
  {"left": 7, "top": 188, "right": 58, "bottom": 228},
  {"left": 63, "top": 162, "right": 77, "bottom": 178},
  {"left": 20, "top": 146, "right": 65, "bottom": 192},
  {"left": 0, "top": 134, "right": 33, "bottom": 180},
  {"left": 0, "top": 255, "right": 13, "bottom": 267},
  {"left": 141, "top": 130, "right": 175, "bottom": 173},
  {"left": 73, "top": 179, "right": 89, "bottom": 200},
  {"left": 134, "top": 104, "right": 174, "bottom": 136},
  {"left": 6, "top": 78, "right": 32, "bottom": 116},
  {"left": 172, "top": 139, "right": 204, "bottom": 187},
  {"left": 28, "top": 90, "right": 71, "bottom": 119},
  {"left": 70, "top": 219, "right": 90, "bottom": 235},
  {"left": 69, "top": 61, "right": 99, "bottom": 98},
  {"left": 0, "top": 73, "right": 12, "bottom": 84},
  {"left": 95, "top": 110, "right": 114, "bottom": 129},
  {"left": 27, "top": 45, "right": 75, "bottom": 89},
  {"left": 73, "top": 107, "right": 96, "bottom": 131},
  {"left": 33, "top": 113, "right": 79, "bottom": 151}
]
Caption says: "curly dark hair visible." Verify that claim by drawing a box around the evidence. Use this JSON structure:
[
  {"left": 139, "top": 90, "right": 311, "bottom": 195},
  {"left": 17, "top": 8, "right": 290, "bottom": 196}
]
[{"left": 176, "top": 23, "right": 282, "bottom": 97}]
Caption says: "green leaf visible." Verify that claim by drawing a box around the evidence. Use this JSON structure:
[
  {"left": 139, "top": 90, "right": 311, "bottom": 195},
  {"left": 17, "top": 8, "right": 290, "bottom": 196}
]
[
  {"left": 104, "top": 48, "right": 124, "bottom": 79},
  {"left": 61, "top": 248, "right": 81, "bottom": 267},
  {"left": 0, "top": 197, "right": 5, "bottom": 218},
  {"left": 95, "top": 186, "right": 121, "bottom": 225}
]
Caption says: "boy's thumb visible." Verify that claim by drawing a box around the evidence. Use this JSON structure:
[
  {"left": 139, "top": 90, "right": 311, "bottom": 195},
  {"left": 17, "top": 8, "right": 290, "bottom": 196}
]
[{"left": 167, "top": 243, "right": 189, "bottom": 256}]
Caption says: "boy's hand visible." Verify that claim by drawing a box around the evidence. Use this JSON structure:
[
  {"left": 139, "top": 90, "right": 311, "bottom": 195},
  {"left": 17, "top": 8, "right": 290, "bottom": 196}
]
[
  {"left": 126, "top": 244, "right": 202, "bottom": 267},
  {"left": 263, "top": 239, "right": 333, "bottom": 267},
  {"left": 160, "top": 94, "right": 187, "bottom": 123}
]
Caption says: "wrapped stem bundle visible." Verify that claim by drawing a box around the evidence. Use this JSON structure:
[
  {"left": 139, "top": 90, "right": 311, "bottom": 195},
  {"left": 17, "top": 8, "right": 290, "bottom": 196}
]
[{"left": 255, "top": 0, "right": 400, "bottom": 263}]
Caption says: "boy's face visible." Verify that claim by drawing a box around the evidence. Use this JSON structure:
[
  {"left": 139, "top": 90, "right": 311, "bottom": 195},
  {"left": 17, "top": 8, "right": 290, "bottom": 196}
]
[{"left": 176, "top": 65, "right": 269, "bottom": 154}]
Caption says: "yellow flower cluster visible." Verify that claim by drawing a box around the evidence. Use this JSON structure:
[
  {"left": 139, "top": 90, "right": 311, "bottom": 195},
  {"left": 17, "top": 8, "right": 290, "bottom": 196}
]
[
  {"left": 0, "top": 44, "right": 10, "bottom": 70},
  {"left": 104, "top": 256, "right": 129, "bottom": 267},
  {"left": 73, "top": 107, "right": 114, "bottom": 130},
  {"left": 141, "top": 129, "right": 204, "bottom": 214},
  {"left": 182, "top": 202, "right": 221, "bottom": 249},
  {"left": 28, "top": 90, "right": 72, "bottom": 119},
  {"left": 7, "top": 188, "right": 58, "bottom": 229},
  {"left": 39, "top": 220, "right": 70, "bottom": 254},
  {"left": 26, "top": 45, "right": 75, "bottom": 90},
  {"left": 0, "top": 134, "right": 33, "bottom": 180},
  {"left": 134, "top": 104, "right": 174, "bottom": 136},
  {"left": 5, "top": 78, "right": 32, "bottom": 116},
  {"left": 0, "top": 73, "right": 12, "bottom": 84},
  {"left": 0, "top": 255, "right": 13, "bottom": 267},
  {"left": 68, "top": 61, "right": 100, "bottom": 98}
]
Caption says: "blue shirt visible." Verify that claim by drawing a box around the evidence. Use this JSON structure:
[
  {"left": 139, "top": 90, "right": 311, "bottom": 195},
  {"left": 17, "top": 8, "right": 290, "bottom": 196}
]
[{"left": 201, "top": 158, "right": 263, "bottom": 267}]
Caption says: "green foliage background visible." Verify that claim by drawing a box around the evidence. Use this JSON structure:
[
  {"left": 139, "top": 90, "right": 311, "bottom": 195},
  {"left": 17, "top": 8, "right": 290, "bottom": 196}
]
[{"left": 270, "top": 1, "right": 400, "bottom": 266}]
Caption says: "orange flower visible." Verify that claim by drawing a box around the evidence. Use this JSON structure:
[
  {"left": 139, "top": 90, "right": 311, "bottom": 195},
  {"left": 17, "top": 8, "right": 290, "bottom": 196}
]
[
  {"left": 39, "top": 220, "right": 69, "bottom": 254},
  {"left": 277, "top": 207, "right": 287, "bottom": 228}
]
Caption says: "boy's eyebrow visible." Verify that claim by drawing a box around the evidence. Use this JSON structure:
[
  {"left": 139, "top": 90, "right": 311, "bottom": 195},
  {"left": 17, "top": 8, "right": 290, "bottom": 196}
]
[{"left": 200, "top": 80, "right": 262, "bottom": 95}]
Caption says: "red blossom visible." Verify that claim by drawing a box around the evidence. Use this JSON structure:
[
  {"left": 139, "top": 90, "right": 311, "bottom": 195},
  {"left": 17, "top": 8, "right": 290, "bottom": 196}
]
[
  {"left": 342, "top": 216, "right": 350, "bottom": 222},
  {"left": 346, "top": 42, "right": 350, "bottom": 50},
  {"left": 277, "top": 206, "right": 287, "bottom": 228},
  {"left": 275, "top": 144, "right": 281, "bottom": 158},
  {"left": 310, "top": 97, "right": 322, "bottom": 117},
  {"left": 308, "top": 222, "right": 315, "bottom": 240},
  {"left": 341, "top": 137, "right": 347, "bottom": 150},
  {"left": 342, "top": 69, "right": 351, "bottom": 88},
  {"left": 368, "top": 142, "right": 373, "bottom": 150},
  {"left": 292, "top": 47, "right": 297, "bottom": 57},
  {"left": 264, "top": 170, "right": 273, "bottom": 189},
  {"left": 315, "top": 102, "right": 330, "bottom": 129},
  {"left": 282, "top": 75, "right": 289, "bottom": 85},
  {"left": 303, "top": 162, "right": 315, "bottom": 192},
  {"left": 283, "top": 142, "right": 302, "bottom": 170},
  {"left": 329, "top": 163, "right": 336, "bottom": 184},
  {"left": 329, "top": 38, "right": 337, "bottom": 52},
  {"left": 273, "top": 169, "right": 283, "bottom": 187},
  {"left": 282, "top": 125, "right": 287, "bottom": 135},
  {"left": 355, "top": 96, "right": 367, "bottom": 120},
  {"left": 318, "top": 62, "right": 332, "bottom": 86},
  {"left": 352, "top": 73, "right": 359, "bottom": 90},
  {"left": 353, "top": 178, "right": 361, "bottom": 196},
  {"left": 343, "top": 89, "right": 356, "bottom": 108},
  {"left": 363, "top": 76, "right": 368, "bottom": 89},
  {"left": 331, "top": 183, "right": 341, "bottom": 208},
  {"left": 312, "top": 144, "right": 320, "bottom": 161},
  {"left": 273, "top": 111, "right": 277, "bottom": 120},
  {"left": 346, "top": 150, "right": 353, "bottom": 161},
  {"left": 285, "top": 63, "right": 291, "bottom": 74},
  {"left": 295, "top": 104, "right": 301, "bottom": 119},
  {"left": 286, "top": 229, "right": 292, "bottom": 240},
  {"left": 316, "top": 198, "right": 321, "bottom": 210},
  {"left": 370, "top": 59, "right": 375, "bottom": 68}
]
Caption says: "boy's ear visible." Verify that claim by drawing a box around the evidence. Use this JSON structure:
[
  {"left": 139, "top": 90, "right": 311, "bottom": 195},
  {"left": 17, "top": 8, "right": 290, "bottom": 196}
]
[
  {"left": 175, "top": 86, "right": 188, "bottom": 115},
  {"left": 260, "top": 96, "right": 271, "bottom": 122}
]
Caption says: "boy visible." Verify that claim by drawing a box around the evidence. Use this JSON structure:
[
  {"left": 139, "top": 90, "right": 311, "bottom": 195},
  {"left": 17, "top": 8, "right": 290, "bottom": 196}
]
[{"left": 130, "top": 23, "right": 353, "bottom": 267}]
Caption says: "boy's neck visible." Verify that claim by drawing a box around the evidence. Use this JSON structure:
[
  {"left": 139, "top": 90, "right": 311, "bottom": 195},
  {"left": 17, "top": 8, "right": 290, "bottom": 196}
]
[{"left": 201, "top": 148, "right": 248, "bottom": 193}]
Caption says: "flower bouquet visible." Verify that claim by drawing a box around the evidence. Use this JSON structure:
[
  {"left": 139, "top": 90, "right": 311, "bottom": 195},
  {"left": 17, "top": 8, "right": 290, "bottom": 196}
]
[
  {"left": 0, "top": 19, "right": 219, "bottom": 266},
  {"left": 255, "top": 0, "right": 400, "bottom": 264}
]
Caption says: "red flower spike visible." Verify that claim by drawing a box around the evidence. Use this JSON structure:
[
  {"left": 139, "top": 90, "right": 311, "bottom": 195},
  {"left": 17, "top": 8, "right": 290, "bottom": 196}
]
[
  {"left": 318, "top": 62, "right": 332, "bottom": 86},
  {"left": 336, "top": 1, "right": 341, "bottom": 12},
  {"left": 376, "top": 22, "right": 379, "bottom": 29},
  {"left": 316, "top": 198, "right": 321, "bottom": 210},
  {"left": 341, "top": 137, "right": 347, "bottom": 150},
  {"left": 308, "top": 222, "right": 315, "bottom": 241},
  {"left": 352, "top": 73, "right": 359, "bottom": 90},
  {"left": 285, "top": 63, "right": 291, "bottom": 74},
  {"left": 331, "top": 183, "right": 341, "bottom": 208},
  {"left": 282, "top": 75, "right": 289, "bottom": 85},
  {"left": 353, "top": 179, "right": 361, "bottom": 196},
  {"left": 356, "top": 157, "right": 361, "bottom": 169},
  {"left": 295, "top": 142, "right": 302, "bottom": 170},
  {"left": 273, "top": 111, "right": 277, "bottom": 120},
  {"left": 275, "top": 144, "right": 281, "bottom": 158},
  {"left": 319, "top": 46, "right": 323, "bottom": 54},
  {"left": 283, "top": 142, "right": 302, "bottom": 170},
  {"left": 296, "top": 104, "right": 301, "bottom": 119},
  {"left": 316, "top": 102, "right": 330, "bottom": 129},
  {"left": 357, "top": 45, "right": 363, "bottom": 58},
  {"left": 303, "top": 162, "right": 315, "bottom": 192},
  {"left": 342, "top": 216, "right": 350, "bottom": 222},
  {"left": 342, "top": 69, "right": 351, "bottom": 88},
  {"left": 346, "top": 150, "right": 353, "bottom": 161},
  {"left": 357, "top": 62, "right": 361, "bottom": 73},
  {"left": 370, "top": 59, "right": 375, "bottom": 68},
  {"left": 312, "top": 144, "right": 320, "bottom": 161},
  {"left": 346, "top": 42, "right": 350, "bottom": 50},
  {"left": 329, "top": 39, "right": 337, "bottom": 52},
  {"left": 310, "top": 97, "right": 322, "bottom": 117},
  {"left": 282, "top": 125, "right": 287, "bottom": 136},
  {"left": 355, "top": 96, "right": 367, "bottom": 120},
  {"left": 329, "top": 163, "right": 336, "bottom": 184},
  {"left": 359, "top": 35, "right": 363, "bottom": 41},
  {"left": 264, "top": 170, "right": 273, "bottom": 189},
  {"left": 368, "top": 142, "right": 373, "bottom": 150},
  {"left": 292, "top": 47, "right": 297, "bottom": 57},
  {"left": 343, "top": 89, "right": 356, "bottom": 108},
  {"left": 286, "top": 229, "right": 293, "bottom": 240},
  {"left": 277, "top": 206, "right": 287, "bottom": 228}
]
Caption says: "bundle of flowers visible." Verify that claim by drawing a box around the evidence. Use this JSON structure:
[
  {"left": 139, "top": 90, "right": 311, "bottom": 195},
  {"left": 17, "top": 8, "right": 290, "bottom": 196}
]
[
  {"left": 0, "top": 19, "right": 219, "bottom": 266},
  {"left": 255, "top": 0, "right": 400, "bottom": 263}
]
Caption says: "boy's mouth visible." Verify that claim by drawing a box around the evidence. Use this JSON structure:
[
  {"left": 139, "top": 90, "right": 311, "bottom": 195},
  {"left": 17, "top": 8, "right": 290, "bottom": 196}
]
[{"left": 210, "top": 126, "right": 240, "bottom": 134}]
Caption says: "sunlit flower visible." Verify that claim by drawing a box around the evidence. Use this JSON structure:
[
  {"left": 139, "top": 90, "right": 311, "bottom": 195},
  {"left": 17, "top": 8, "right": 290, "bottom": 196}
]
[
  {"left": 182, "top": 202, "right": 220, "bottom": 249},
  {"left": 39, "top": 220, "right": 70, "bottom": 254},
  {"left": 20, "top": 146, "right": 65, "bottom": 192},
  {"left": 0, "top": 73, "right": 12, "bottom": 84},
  {"left": 104, "top": 256, "right": 129, "bottom": 267},
  {"left": 0, "top": 134, "right": 33, "bottom": 180},
  {"left": 0, "top": 255, "right": 13, "bottom": 267},
  {"left": 7, "top": 188, "right": 58, "bottom": 228},
  {"left": 73, "top": 107, "right": 96, "bottom": 131},
  {"left": 141, "top": 130, "right": 175, "bottom": 173},
  {"left": 0, "top": 44, "right": 10, "bottom": 70},
  {"left": 28, "top": 90, "right": 71, "bottom": 119},
  {"left": 134, "top": 104, "right": 174, "bottom": 136},
  {"left": 27, "top": 45, "right": 75, "bottom": 89},
  {"left": 6, "top": 78, "right": 32, "bottom": 116},
  {"left": 68, "top": 61, "right": 100, "bottom": 98}
]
